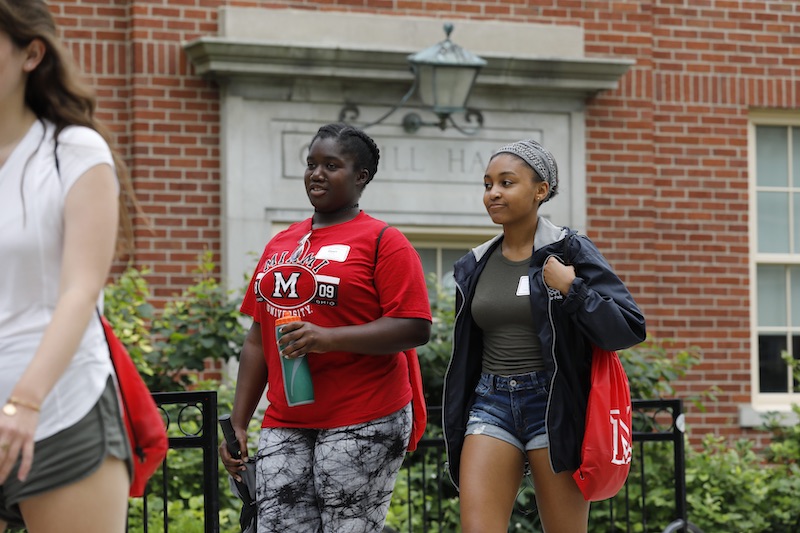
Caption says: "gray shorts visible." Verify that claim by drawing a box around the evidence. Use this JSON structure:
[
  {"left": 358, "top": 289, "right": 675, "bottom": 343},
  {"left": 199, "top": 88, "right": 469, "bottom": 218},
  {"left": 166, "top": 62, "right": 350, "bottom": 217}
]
[{"left": 0, "top": 376, "right": 132, "bottom": 527}]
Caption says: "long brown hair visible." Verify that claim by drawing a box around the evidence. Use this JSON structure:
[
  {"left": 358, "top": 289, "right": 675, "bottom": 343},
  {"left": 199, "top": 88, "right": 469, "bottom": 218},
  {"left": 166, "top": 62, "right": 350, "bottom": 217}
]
[{"left": 0, "top": 0, "right": 137, "bottom": 255}]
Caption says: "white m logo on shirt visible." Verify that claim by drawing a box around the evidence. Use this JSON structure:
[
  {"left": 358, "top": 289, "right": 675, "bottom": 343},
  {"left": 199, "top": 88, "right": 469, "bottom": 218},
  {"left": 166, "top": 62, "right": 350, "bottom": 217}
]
[{"left": 273, "top": 272, "right": 301, "bottom": 298}]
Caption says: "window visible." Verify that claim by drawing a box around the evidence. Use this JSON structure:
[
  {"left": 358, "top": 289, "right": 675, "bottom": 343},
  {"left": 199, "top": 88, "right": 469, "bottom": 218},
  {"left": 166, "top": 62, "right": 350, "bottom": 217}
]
[
  {"left": 399, "top": 227, "right": 497, "bottom": 294},
  {"left": 752, "top": 121, "right": 800, "bottom": 403},
  {"left": 417, "top": 246, "right": 471, "bottom": 292}
]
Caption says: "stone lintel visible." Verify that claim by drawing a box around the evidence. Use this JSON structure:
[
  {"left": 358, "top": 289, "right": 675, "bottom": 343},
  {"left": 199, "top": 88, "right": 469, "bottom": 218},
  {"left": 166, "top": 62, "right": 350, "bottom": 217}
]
[{"left": 184, "top": 37, "right": 634, "bottom": 96}]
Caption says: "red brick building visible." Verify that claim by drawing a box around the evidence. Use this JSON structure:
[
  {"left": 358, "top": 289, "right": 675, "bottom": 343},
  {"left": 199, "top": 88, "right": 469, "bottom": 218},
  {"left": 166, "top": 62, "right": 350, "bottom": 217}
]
[{"left": 47, "top": 0, "right": 800, "bottom": 444}]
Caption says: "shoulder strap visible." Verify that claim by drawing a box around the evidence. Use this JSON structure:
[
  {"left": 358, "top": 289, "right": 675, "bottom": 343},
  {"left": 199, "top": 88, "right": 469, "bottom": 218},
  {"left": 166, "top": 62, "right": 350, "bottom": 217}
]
[
  {"left": 561, "top": 228, "right": 576, "bottom": 265},
  {"left": 95, "top": 308, "right": 142, "bottom": 457},
  {"left": 374, "top": 224, "right": 390, "bottom": 267}
]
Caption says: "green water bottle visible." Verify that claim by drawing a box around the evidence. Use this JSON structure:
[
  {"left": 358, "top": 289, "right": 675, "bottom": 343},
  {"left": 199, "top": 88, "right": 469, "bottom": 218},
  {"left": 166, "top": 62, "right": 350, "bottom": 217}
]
[{"left": 275, "top": 311, "right": 314, "bottom": 406}]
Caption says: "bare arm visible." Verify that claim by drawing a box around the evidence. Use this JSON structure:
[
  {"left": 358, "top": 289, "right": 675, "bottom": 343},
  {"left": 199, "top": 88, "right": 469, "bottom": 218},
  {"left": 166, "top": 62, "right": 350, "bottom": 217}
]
[
  {"left": 277, "top": 316, "right": 431, "bottom": 359},
  {"left": 220, "top": 322, "right": 266, "bottom": 479},
  {"left": 0, "top": 164, "right": 118, "bottom": 483}
]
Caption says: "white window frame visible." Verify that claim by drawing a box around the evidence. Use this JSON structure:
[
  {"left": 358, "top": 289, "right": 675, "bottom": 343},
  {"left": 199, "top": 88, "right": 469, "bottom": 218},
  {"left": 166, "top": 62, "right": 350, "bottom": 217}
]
[{"left": 748, "top": 112, "right": 800, "bottom": 413}]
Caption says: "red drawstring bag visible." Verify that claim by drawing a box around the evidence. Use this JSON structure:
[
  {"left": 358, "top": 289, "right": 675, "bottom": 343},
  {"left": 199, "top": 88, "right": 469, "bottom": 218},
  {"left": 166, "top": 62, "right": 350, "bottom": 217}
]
[
  {"left": 405, "top": 348, "right": 427, "bottom": 452},
  {"left": 99, "top": 314, "right": 168, "bottom": 497},
  {"left": 561, "top": 230, "right": 632, "bottom": 500},
  {"left": 374, "top": 226, "right": 427, "bottom": 452},
  {"left": 572, "top": 345, "right": 633, "bottom": 501}
]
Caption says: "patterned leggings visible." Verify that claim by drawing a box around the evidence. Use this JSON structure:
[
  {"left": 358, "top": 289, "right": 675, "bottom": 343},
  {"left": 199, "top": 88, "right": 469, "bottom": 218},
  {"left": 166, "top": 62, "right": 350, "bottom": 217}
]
[{"left": 255, "top": 403, "right": 412, "bottom": 533}]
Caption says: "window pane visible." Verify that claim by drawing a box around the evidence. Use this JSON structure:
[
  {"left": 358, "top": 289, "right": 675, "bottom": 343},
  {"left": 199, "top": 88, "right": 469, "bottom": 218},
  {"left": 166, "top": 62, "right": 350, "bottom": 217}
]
[
  {"left": 757, "top": 265, "right": 787, "bottom": 327},
  {"left": 793, "top": 127, "right": 800, "bottom": 187},
  {"left": 793, "top": 335, "right": 800, "bottom": 391},
  {"left": 793, "top": 266, "right": 800, "bottom": 328},
  {"left": 757, "top": 191, "right": 790, "bottom": 253},
  {"left": 795, "top": 193, "right": 800, "bottom": 254},
  {"left": 756, "top": 126, "right": 788, "bottom": 187},
  {"left": 441, "top": 248, "right": 469, "bottom": 293},
  {"left": 441, "top": 249, "right": 467, "bottom": 277},
  {"left": 416, "top": 248, "right": 436, "bottom": 278},
  {"left": 759, "top": 335, "right": 788, "bottom": 393}
]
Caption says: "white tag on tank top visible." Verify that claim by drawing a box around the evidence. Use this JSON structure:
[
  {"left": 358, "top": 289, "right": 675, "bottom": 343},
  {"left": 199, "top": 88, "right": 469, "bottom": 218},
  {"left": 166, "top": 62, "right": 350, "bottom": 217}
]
[{"left": 516, "top": 275, "right": 530, "bottom": 296}]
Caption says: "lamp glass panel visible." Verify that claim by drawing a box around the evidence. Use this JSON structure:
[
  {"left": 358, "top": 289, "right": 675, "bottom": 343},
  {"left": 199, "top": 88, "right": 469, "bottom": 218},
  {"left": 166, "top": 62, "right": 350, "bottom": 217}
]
[
  {"left": 415, "top": 65, "right": 436, "bottom": 108},
  {"left": 431, "top": 67, "right": 477, "bottom": 111}
]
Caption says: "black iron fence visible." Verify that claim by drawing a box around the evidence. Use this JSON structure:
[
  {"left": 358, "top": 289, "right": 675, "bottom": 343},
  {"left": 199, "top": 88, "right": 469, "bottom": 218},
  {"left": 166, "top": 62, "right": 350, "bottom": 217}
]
[
  {"left": 129, "top": 390, "right": 220, "bottom": 533},
  {"left": 128, "top": 393, "right": 701, "bottom": 533},
  {"left": 384, "top": 400, "right": 703, "bottom": 533},
  {"left": 582, "top": 399, "right": 702, "bottom": 532}
]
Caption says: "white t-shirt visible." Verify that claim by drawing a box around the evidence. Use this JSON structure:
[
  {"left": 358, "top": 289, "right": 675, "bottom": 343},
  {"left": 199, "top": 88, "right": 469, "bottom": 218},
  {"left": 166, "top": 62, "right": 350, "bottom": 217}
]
[{"left": 0, "top": 119, "right": 117, "bottom": 441}]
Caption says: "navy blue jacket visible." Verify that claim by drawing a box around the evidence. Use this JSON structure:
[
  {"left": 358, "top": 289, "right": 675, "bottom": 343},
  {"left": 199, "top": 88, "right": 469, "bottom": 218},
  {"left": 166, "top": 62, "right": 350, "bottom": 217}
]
[{"left": 442, "top": 217, "right": 646, "bottom": 489}]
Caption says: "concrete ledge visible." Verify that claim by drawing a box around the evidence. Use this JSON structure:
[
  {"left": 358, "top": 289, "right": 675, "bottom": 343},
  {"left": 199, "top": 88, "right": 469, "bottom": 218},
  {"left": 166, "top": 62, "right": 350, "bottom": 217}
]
[
  {"left": 184, "top": 7, "right": 633, "bottom": 97},
  {"left": 739, "top": 404, "right": 800, "bottom": 428},
  {"left": 217, "top": 7, "right": 584, "bottom": 59},
  {"left": 184, "top": 38, "right": 633, "bottom": 96}
]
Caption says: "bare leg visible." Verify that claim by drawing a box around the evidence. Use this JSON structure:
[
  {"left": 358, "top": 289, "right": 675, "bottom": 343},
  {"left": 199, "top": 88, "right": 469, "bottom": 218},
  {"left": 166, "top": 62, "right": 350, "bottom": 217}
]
[
  {"left": 527, "top": 448, "right": 590, "bottom": 533},
  {"left": 459, "top": 434, "right": 526, "bottom": 533},
  {"left": 19, "top": 456, "right": 129, "bottom": 533},
  {"left": 0, "top": 519, "right": 6, "bottom": 533}
]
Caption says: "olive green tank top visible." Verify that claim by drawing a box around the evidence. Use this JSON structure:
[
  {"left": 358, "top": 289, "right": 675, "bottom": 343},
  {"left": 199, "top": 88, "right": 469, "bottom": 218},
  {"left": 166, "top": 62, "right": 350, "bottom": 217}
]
[{"left": 471, "top": 245, "right": 545, "bottom": 375}]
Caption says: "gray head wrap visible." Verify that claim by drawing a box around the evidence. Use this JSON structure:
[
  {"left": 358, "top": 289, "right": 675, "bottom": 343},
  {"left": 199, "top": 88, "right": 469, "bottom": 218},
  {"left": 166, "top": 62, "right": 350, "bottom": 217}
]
[{"left": 493, "top": 139, "right": 559, "bottom": 203}]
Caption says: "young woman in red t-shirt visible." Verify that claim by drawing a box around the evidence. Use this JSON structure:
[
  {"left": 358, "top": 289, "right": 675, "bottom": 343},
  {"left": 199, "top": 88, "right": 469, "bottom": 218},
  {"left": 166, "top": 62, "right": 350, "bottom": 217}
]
[{"left": 220, "top": 123, "right": 432, "bottom": 533}]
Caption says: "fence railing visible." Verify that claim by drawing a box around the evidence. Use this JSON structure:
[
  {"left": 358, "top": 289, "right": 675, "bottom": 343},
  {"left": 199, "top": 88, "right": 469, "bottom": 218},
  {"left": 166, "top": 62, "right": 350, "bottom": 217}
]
[
  {"left": 598, "top": 398, "right": 703, "bottom": 533},
  {"left": 129, "top": 393, "right": 701, "bottom": 533},
  {"left": 391, "top": 400, "right": 703, "bottom": 533},
  {"left": 129, "top": 390, "right": 219, "bottom": 533}
]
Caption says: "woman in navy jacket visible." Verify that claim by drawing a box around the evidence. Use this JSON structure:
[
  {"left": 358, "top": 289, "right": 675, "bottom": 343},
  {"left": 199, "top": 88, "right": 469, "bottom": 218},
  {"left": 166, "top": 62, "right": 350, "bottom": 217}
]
[{"left": 442, "top": 139, "right": 646, "bottom": 533}]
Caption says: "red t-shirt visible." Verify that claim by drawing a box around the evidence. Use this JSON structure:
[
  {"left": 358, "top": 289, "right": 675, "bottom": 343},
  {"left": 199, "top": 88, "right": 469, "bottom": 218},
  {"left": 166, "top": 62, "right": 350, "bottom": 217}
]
[{"left": 241, "top": 212, "right": 432, "bottom": 429}]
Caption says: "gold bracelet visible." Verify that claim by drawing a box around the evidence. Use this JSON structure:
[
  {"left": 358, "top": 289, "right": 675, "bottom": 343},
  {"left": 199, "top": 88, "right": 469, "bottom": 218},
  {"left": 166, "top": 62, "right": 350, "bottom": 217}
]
[{"left": 8, "top": 396, "right": 41, "bottom": 412}]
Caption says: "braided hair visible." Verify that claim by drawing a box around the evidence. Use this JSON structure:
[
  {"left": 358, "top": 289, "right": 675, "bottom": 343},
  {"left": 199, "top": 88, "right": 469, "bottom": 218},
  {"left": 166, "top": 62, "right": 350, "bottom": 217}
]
[{"left": 311, "top": 123, "right": 380, "bottom": 189}]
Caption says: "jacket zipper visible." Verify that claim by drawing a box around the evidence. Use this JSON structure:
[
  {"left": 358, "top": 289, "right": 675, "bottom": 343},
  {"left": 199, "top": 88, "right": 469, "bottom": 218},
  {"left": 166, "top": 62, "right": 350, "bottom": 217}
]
[
  {"left": 442, "top": 278, "right": 467, "bottom": 488},
  {"left": 543, "top": 253, "right": 562, "bottom": 474}
]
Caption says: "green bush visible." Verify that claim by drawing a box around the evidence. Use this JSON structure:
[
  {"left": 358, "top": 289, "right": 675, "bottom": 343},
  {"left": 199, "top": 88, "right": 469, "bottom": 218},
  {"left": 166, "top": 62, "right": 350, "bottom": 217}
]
[
  {"left": 386, "top": 453, "right": 460, "bottom": 532},
  {"left": 103, "top": 265, "right": 156, "bottom": 377},
  {"left": 148, "top": 251, "right": 247, "bottom": 391},
  {"left": 683, "top": 435, "right": 800, "bottom": 533},
  {"left": 122, "top": 380, "right": 247, "bottom": 533},
  {"left": 620, "top": 339, "right": 701, "bottom": 400},
  {"left": 415, "top": 274, "right": 456, "bottom": 409},
  {"left": 104, "top": 257, "right": 248, "bottom": 532}
]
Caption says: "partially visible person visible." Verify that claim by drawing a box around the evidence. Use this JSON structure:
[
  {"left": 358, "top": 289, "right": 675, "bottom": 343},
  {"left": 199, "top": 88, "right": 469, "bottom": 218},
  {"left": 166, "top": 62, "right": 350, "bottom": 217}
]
[
  {"left": 220, "top": 123, "right": 432, "bottom": 533},
  {"left": 0, "top": 1, "right": 136, "bottom": 531},
  {"left": 442, "top": 138, "right": 646, "bottom": 533}
]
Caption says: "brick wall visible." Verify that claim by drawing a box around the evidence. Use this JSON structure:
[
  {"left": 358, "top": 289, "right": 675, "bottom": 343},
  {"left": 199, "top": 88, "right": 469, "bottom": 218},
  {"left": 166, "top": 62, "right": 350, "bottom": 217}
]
[
  {"left": 50, "top": 0, "right": 800, "bottom": 445},
  {"left": 51, "top": 0, "right": 223, "bottom": 299}
]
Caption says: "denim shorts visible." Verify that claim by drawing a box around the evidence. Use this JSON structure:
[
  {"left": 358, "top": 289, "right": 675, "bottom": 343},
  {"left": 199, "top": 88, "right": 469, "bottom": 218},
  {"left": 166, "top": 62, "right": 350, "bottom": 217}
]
[{"left": 465, "top": 370, "right": 553, "bottom": 453}]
